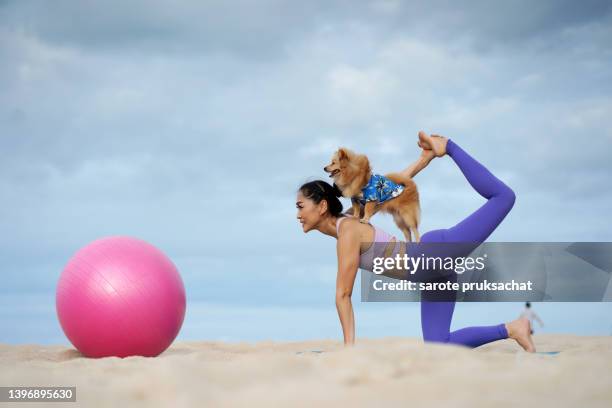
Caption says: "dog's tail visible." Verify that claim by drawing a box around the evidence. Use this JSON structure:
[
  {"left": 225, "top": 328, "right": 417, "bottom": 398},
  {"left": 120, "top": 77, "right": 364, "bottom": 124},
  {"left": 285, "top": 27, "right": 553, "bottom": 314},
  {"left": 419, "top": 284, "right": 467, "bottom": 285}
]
[
  {"left": 385, "top": 172, "right": 414, "bottom": 188},
  {"left": 385, "top": 171, "right": 421, "bottom": 228}
]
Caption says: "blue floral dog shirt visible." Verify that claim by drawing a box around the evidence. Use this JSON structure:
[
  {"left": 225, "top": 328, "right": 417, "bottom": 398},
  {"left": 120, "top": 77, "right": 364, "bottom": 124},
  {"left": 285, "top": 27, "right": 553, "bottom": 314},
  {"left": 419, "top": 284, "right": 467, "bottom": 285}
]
[{"left": 359, "top": 174, "right": 405, "bottom": 205}]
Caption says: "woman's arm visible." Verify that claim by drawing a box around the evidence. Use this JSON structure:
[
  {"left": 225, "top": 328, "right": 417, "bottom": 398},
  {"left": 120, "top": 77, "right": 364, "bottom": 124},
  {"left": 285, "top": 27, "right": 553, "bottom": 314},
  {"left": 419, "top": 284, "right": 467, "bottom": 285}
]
[
  {"left": 399, "top": 148, "right": 436, "bottom": 179},
  {"left": 335, "top": 223, "right": 361, "bottom": 346}
]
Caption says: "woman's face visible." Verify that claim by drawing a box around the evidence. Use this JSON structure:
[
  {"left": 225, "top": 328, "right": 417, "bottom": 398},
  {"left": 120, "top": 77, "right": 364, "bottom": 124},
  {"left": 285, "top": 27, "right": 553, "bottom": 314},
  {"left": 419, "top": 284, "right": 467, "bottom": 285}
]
[{"left": 296, "top": 191, "right": 325, "bottom": 233}]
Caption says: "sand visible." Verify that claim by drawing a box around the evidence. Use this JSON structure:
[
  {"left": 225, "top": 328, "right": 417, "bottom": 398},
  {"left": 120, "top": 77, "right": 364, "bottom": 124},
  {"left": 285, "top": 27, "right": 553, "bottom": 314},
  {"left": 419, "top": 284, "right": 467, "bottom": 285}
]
[{"left": 1, "top": 335, "right": 611, "bottom": 407}]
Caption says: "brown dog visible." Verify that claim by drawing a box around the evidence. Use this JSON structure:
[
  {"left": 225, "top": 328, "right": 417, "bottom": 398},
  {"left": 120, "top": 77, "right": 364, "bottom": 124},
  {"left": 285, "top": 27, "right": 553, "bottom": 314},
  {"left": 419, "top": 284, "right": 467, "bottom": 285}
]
[{"left": 324, "top": 147, "right": 420, "bottom": 242}]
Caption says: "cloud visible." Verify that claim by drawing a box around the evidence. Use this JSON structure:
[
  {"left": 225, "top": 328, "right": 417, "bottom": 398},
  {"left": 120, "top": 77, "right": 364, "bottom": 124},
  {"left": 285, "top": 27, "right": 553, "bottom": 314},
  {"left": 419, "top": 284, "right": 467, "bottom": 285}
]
[
  {"left": 1, "top": 1, "right": 612, "bottom": 342},
  {"left": 299, "top": 138, "right": 346, "bottom": 158},
  {"left": 0, "top": 0, "right": 329, "bottom": 58}
]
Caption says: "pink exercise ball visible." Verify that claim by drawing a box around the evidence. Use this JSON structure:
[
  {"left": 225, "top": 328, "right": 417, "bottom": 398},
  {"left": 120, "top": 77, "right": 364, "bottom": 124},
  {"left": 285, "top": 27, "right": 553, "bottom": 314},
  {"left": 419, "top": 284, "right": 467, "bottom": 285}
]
[{"left": 56, "top": 236, "right": 186, "bottom": 358}]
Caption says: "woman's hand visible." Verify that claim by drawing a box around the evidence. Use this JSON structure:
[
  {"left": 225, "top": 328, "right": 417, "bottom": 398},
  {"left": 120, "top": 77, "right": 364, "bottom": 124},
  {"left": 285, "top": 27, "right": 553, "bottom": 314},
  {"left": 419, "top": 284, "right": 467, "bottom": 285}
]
[{"left": 419, "top": 146, "right": 436, "bottom": 161}]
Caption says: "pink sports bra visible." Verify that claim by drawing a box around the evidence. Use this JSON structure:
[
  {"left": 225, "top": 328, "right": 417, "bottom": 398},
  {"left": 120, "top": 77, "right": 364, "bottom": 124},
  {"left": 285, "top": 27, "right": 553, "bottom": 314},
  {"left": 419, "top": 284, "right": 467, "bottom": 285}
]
[{"left": 335, "top": 216, "right": 398, "bottom": 271}]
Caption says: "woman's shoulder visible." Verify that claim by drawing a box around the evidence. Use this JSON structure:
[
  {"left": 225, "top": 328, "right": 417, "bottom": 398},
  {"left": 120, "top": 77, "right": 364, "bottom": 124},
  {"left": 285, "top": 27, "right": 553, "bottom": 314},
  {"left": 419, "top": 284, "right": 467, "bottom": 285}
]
[
  {"left": 337, "top": 215, "right": 372, "bottom": 237},
  {"left": 337, "top": 215, "right": 358, "bottom": 230}
]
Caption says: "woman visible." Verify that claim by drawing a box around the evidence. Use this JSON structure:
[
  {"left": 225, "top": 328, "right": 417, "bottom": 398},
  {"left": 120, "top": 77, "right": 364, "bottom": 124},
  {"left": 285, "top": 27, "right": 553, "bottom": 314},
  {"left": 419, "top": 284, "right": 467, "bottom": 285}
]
[{"left": 296, "top": 131, "right": 535, "bottom": 352}]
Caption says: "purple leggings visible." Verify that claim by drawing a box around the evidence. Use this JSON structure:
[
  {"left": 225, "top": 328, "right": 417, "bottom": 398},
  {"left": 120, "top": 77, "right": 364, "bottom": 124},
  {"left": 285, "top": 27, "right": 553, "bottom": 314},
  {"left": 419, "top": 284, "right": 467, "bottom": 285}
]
[{"left": 419, "top": 139, "right": 516, "bottom": 348}]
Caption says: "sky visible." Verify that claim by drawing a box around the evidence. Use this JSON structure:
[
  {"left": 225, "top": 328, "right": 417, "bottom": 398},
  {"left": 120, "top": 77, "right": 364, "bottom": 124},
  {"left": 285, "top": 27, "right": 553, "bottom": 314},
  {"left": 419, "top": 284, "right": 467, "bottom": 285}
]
[{"left": 1, "top": 0, "right": 612, "bottom": 345}]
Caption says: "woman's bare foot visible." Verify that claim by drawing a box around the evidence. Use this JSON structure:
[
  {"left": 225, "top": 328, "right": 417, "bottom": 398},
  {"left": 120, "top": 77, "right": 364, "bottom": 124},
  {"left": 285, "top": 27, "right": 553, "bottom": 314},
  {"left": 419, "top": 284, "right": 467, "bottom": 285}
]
[
  {"left": 417, "top": 131, "right": 448, "bottom": 157},
  {"left": 505, "top": 318, "right": 536, "bottom": 352}
]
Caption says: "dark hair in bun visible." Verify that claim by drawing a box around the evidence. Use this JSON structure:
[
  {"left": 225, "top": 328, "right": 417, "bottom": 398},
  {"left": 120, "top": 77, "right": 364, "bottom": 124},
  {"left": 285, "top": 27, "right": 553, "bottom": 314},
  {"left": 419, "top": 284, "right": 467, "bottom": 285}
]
[{"left": 298, "top": 180, "right": 343, "bottom": 217}]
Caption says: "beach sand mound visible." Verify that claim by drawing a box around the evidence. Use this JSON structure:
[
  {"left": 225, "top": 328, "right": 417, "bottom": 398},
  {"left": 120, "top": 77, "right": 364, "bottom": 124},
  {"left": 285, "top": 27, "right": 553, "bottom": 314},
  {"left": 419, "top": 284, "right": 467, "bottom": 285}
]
[{"left": 1, "top": 335, "right": 611, "bottom": 407}]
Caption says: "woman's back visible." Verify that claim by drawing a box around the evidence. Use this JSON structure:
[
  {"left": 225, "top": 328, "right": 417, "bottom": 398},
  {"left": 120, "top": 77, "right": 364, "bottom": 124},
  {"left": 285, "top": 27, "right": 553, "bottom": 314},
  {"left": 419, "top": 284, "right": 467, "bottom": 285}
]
[{"left": 335, "top": 216, "right": 399, "bottom": 273}]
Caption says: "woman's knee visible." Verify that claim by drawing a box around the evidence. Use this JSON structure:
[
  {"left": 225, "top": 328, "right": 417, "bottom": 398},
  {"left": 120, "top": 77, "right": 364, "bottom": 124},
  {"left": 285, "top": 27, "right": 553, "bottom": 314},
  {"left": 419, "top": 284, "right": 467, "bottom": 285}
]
[
  {"left": 501, "top": 185, "right": 516, "bottom": 209},
  {"left": 423, "top": 331, "right": 450, "bottom": 343},
  {"left": 496, "top": 185, "right": 516, "bottom": 214}
]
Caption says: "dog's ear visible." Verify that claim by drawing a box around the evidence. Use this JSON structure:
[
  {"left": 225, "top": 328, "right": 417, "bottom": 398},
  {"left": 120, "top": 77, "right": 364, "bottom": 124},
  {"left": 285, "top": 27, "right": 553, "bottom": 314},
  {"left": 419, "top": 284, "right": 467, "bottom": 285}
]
[
  {"left": 357, "top": 153, "right": 371, "bottom": 169},
  {"left": 338, "top": 147, "right": 349, "bottom": 161}
]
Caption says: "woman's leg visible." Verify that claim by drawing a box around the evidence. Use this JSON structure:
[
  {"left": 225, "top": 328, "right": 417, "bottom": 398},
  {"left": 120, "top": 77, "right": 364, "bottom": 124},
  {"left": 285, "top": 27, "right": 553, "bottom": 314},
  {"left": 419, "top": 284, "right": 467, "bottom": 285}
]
[
  {"left": 420, "top": 301, "right": 509, "bottom": 348},
  {"left": 419, "top": 138, "right": 516, "bottom": 348},
  {"left": 421, "top": 138, "right": 516, "bottom": 244}
]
